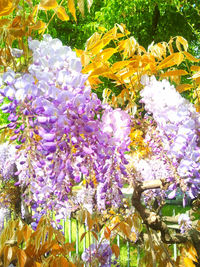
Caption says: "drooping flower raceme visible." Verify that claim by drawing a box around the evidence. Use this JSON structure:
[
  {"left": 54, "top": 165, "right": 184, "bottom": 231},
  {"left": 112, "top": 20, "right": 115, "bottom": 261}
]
[
  {"left": 140, "top": 76, "right": 200, "bottom": 201},
  {"left": 178, "top": 213, "right": 192, "bottom": 233},
  {"left": 82, "top": 241, "right": 113, "bottom": 267},
  {"left": 0, "top": 35, "right": 131, "bottom": 221},
  {"left": 0, "top": 143, "right": 16, "bottom": 181}
]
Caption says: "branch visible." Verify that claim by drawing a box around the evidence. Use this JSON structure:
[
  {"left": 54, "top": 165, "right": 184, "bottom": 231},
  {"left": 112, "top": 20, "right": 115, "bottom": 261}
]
[{"left": 131, "top": 180, "right": 190, "bottom": 244}]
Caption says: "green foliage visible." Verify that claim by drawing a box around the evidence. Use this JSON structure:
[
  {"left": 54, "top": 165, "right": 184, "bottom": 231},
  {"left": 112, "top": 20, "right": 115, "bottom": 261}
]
[{"left": 43, "top": 0, "right": 200, "bottom": 53}]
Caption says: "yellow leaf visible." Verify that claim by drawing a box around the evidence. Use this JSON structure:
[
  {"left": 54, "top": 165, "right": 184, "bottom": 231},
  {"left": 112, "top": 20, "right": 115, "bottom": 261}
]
[
  {"left": 90, "top": 66, "right": 109, "bottom": 77},
  {"left": 55, "top": 6, "right": 69, "bottom": 21},
  {"left": 77, "top": 0, "right": 84, "bottom": 16},
  {"left": 80, "top": 232, "right": 87, "bottom": 242},
  {"left": 88, "top": 77, "right": 103, "bottom": 87},
  {"left": 160, "top": 69, "right": 188, "bottom": 77},
  {"left": 184, "top": 52, "right": 200, "bottom": 62},
  {"left": 40, "top": 0, "right": 58, "bottom": 10},
  {"left": 123, "top": 37, "right": 138, "bottom": 58},
  {"left": 86, "top": 212, "right": 93, "bottom": 231},
  {"left": 0, "top": 0, "right": 16, "bottom": 16},
  {"left": 176, "top": 84, "right": 193, "bottom": 93},
  {"left": 10, "top": 16, "right": 21, "bottom": 27},
  {"left": 184, "top": 257, "right": 195, "bottom": 267},
  {"left": 185, "top": 244, "right": 198, "bottom": 262},
  {"left": 104, "top": 226, "right": 111, "bottom": 239},
  {"left": 29, "top": 20, "right": 46, "bottom": 31},
  {"left": 23, "top": 225, "right": 32, "bottom": 243},
  {"left": 91, "top": 231, "right": 98, "bottom": 241},
  {"left": 82, "top": 62, "right": 101, "bottom": 74},
  {"left": 17, "top": 249, "right": 27, "bottom": 267},
  {"left": 58, "top": 256, "right": 69, "bottom": 266},
  {"left": 176, "top": 36, "right": 188, "bottom": 51},
  {"left": 103, "top": 25, "right": 117, "bottom": 39},
  {"left": 111, "top": 60, "right": 131, "bottom": 72},
  {"left": 157, "top": 52, "right": 184, "bottom": 70},
  {"left": 68, "top": 0, "right": 77, "bottom": 21},
  {"left": 191, "top": 65, "right": 200, "bottom": 72},
  {"left": 90, "top": 37, "right": 113, "bottom": 55},
  {"left": 168, "top": 38, "right": 174, "bottom": 54},
  {"left": 111, "top": 244, "right": 120, "bottom": 258},
  {"left": 0, "top": 19, "right": 10, "bottom": 27},
  {"left": 7, "top": 246, "right": 12, "bottom": 262},
  {"left": 97, "top": 48, "right": 116, "bottom": 61},
  {"left": 98, "top": 26, "right": 106, "bottom": 32},
  {"left": 86, "top": 32, "right": 102, "bottom": 51}
]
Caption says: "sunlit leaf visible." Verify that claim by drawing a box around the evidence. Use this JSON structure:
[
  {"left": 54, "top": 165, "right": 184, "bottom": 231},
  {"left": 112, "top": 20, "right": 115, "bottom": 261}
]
[
  {"left": 168, "top": 38, "right": 174, "bottom": 54},
  {"left": 98, "top": 26, "right": 106, "bottom": 32},
  {"left": 111, "top": 244, "right": 120, "bottom": 258},
  {"left": 176, "top": 36, "right": 188, "bottom": 51},
  {"left": 86, "top": 212, "right": 93, "bottom": 231},
  {"left": 23, "top": 225, "right": 32, "bottom": 243},
  {"left": 68, "top": 0, "right": 77, "bottom": 21},
  {"left": 80, "top": 232, "right": 87, "bottom": 242},
  {"left": 59, "top": 257, "right": 70, "bottom": 266},
  {"left": 176, "top": 84, "right": 193, "bottom": 93},
  {"left": 96, "top": 48, "right": 117, "bottom": 61},
  {"left": 184, "top": 244, "right": 198, "bottom": 262},
  {"left": 191, "top": 65, "right": 200, "bottom": 72},
  {"left": 104, "top": 226, "right": 111, "bottom": 239},
  {"left": 90, "top": 37, "right": 113, "bottom": 55},
  {"left": 40, "top": 0, "right": 58, "bottom": 10},
  {"left": 90, "top": 66, "right": 109, "bottom": 76},
  {"left": 10, "top": 16, "right": 21, "bottom": 27},
  {"left": 157, "top": 52, "right": 184, "bottom": 69},
  {"left": 29, "top": 20, "right": 46, "bottom": 33},
  {"left": 85, "top": 32, "right": 102, "bottom": 51},
  {"left": 183, "top": 257, "right": 195, "bottom": 267},
  {"left": 111, "top": 60, "right": 131, "bottom": 72},
  {"left": 55, "top": 6, "right": 69, "bottom": 21},
  {"left": 0, "top": 19, "right": 10, "bottom": 27},
  {"left": 77, "top": 0, "right": 84, "bottom": 16},
  {"left": 0, "top": 0, "right": 16, "bottom": 16},
  {"left": 91, "top": 231, "right": 98, "bottom": 241},
  {"left": 17, "top": 249, "right": 27, "bottom": 267},
  {"left": 160, "top": 69, "right": 188, "bottom": 77},
  {"left": 184, "top": 52, "right": 200, "bottom": 62},
  {"left": 82, "top": 62, "right": 101, "bottom": 74}
]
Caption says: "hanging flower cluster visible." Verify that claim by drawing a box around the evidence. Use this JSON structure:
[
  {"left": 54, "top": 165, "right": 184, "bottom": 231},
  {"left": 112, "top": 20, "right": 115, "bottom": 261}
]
[
  {"left": 0, "top": 35, "right": 131, "bottom": 221},
  {"left": 139, "top": 75, "right": 200, "bottom": 201}
]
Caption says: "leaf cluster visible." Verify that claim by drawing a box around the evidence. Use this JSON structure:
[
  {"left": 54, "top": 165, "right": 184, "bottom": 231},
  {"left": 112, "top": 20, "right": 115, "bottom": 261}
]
[
  {"left": 0, "top": 216, "right": 77, "bottom": 267},
  {"left": 78, "top": 24, "right": 200, "bottom": 113}
]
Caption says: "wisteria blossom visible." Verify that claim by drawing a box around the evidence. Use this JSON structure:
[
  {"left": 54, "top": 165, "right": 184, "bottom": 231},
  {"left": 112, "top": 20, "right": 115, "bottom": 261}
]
[
  {"left": 0, "top": 35, "right": 131, "bottom": 222},
  {"left": 82, "top": 241, "right": 115, "bottom": 267},
  {"left": 178, "top": 213, "right": 192, "bottom": 233},
  {"left": 140, "top": 75, "right": 200, "bottom": 201}
]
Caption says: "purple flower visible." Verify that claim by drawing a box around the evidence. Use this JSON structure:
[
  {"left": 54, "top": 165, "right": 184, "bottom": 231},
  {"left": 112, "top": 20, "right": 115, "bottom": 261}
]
[{"left": 178, "top": 214, "right": 192, "bottom": 233}]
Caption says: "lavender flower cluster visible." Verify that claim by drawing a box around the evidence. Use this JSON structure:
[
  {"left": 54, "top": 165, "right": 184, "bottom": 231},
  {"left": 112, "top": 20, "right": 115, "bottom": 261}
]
[
  {"left": 82, "top": 241, "right": 115, "bottom": 267},
  {"left": 0, "top": 35, "right": 131, "bottom": 221},
  {"left": 140, "top": 75, "right": 200, "bottom": 201},
  {"left": 178, "top": 213, "right": 192, "bottom": 233},
  {"left": 0, "top": 143, "right": 16, "bottom": 181}
]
